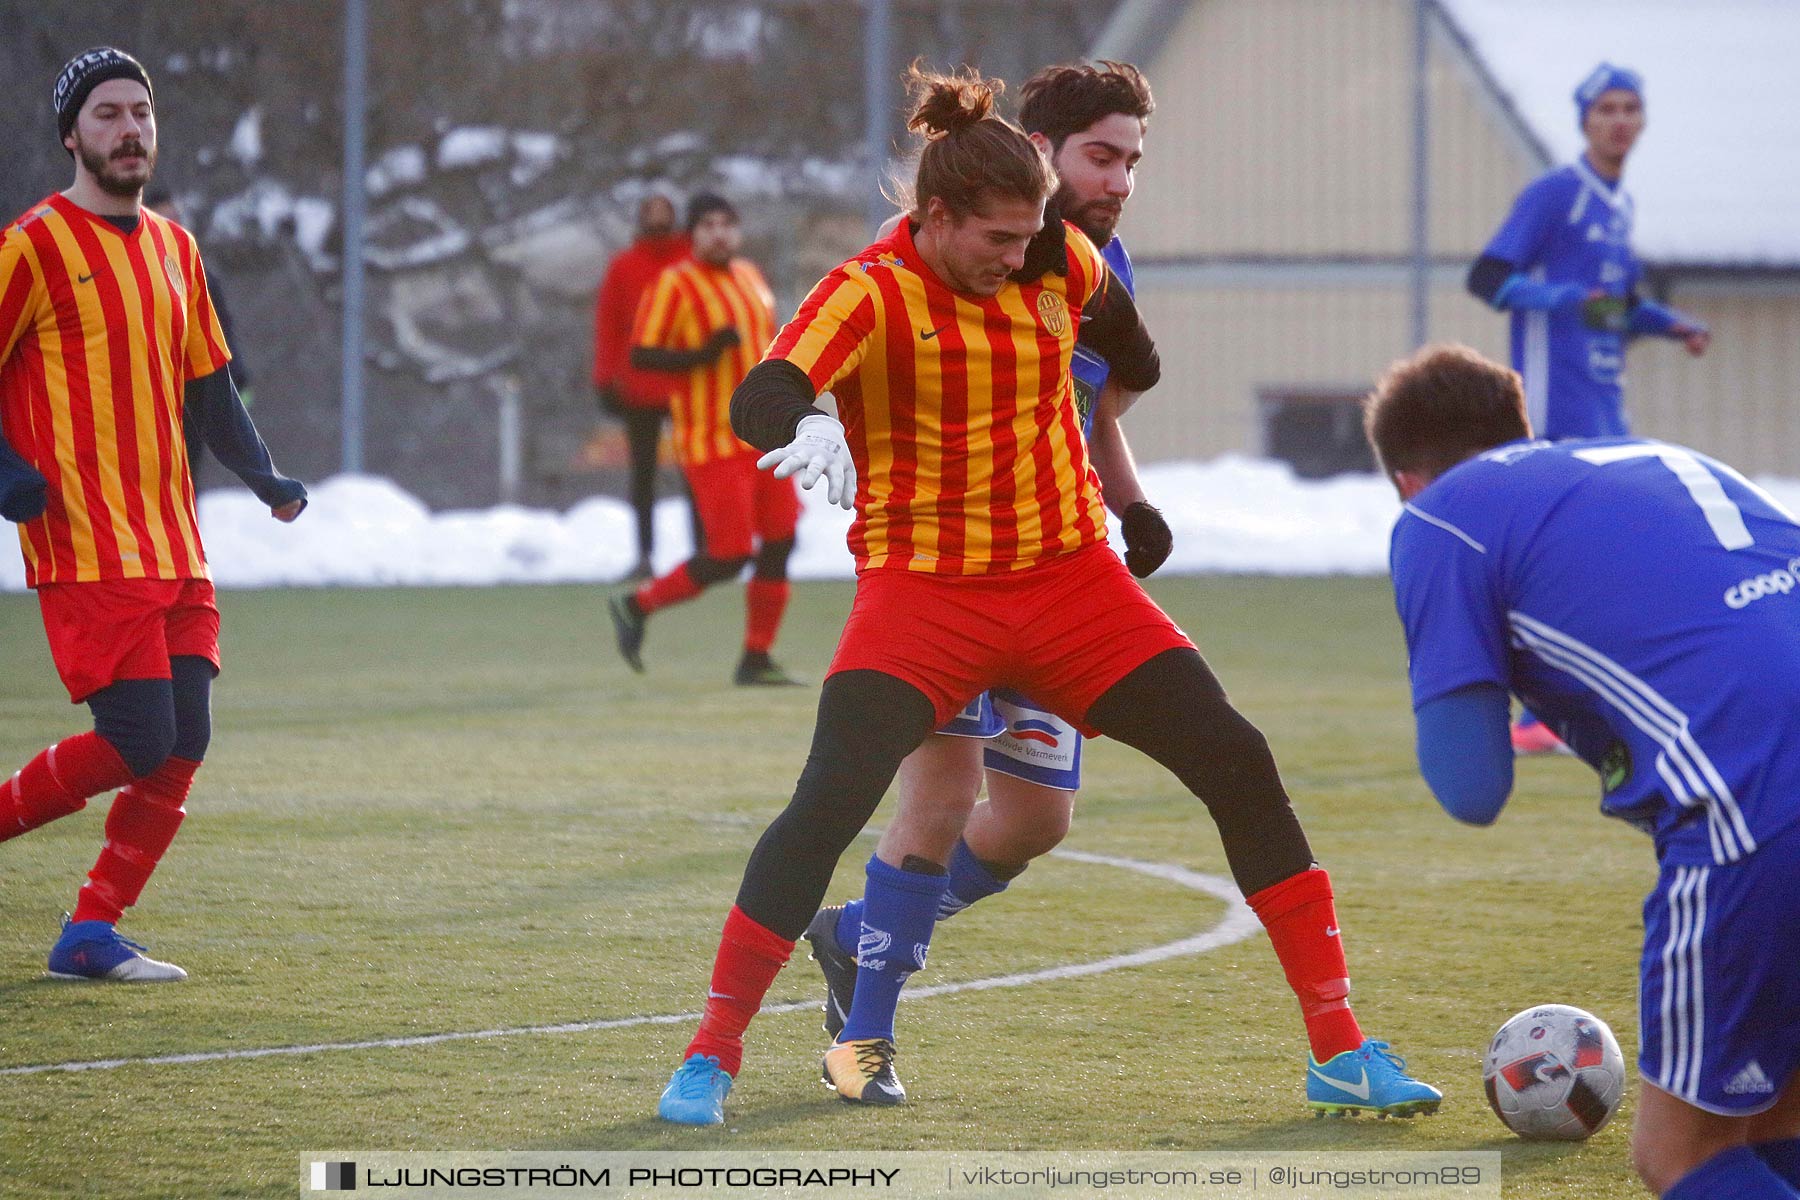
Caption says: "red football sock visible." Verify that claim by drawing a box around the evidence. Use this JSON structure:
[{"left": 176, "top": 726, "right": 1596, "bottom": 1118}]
[
  {"left": 1246, "top": 867, "right": 1365, "bottom": 1062},
  {"left": 635, "top": 563, "right": 703, "bottom": 615},
  {"left": 72, "top": 757, "right": 198, "bottom": 925},
  {"left": 684, "top": 905, "right": 795, "bottom": 1076},
  {"left": 1, "top": 732, "right": 135, "bottom": 843},
  {"left": 743, "top": 579, "right": 790, "bottom": 655}
]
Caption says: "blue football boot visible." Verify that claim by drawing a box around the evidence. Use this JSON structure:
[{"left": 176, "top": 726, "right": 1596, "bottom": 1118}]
[
  {"left": 47, "top": 917, "right": 187, "bottom": 982},
  {"left": 1307, "top": 1039, "right": 1442, "bottom": 1117},
  {"left": 657, "top": 1053, "right": 733, "bottom": 1125}
]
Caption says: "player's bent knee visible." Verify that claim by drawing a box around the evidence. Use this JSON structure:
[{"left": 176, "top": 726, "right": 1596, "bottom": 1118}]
[
  {"left": 170, "top": 656, "right": 214, "bottom": 763},
  {"left": 753, "top": 537, "right": 794, "bottom": 581},
  {"left": 688, "top": 553, "right": 751, "bottom": 586},
  {"left": 87, "top": 678, "right": 178, "bottom": 779},
  {"left": 984, "top": 780, "right": 1073, "bottom": 859},
  {"left": 1631, "top": 1089, "right": 1752, "bottom": 1196},
  {"left": 1630, "top": 1128, "right": 1689, "bottom": 1196},
  {"left": 735, "top": 670, "right": 940, "bottom": 936}
]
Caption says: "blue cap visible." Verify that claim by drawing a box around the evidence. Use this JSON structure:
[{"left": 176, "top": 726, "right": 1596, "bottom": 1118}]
[{"left": 1574, "top": 63, "right": 1643, "bottom": 128}]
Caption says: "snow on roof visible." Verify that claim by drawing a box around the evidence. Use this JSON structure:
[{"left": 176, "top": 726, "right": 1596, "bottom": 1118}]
[{"left": 1439, "top": 0, "right": 1800, "bottom": 267}]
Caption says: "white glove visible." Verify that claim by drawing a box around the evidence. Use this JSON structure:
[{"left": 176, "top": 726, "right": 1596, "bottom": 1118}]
[{"left": 756, "top": 413, "right": 856, "bottom": 510}]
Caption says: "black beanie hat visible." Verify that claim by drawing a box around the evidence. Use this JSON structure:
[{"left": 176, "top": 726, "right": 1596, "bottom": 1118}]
[
  {"left": 685, "top": 192, "right": 739, "bottom": 233},
  {"left": 54, "top": 47, "right": 154, "bottom": 145}
]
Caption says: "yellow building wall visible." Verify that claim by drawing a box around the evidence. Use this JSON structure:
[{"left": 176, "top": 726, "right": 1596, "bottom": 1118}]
[
  {"left": 1122, "top": 0, "right": 1537, "bottom": 260},
  {"left": 1130, "top": 279, "right": 1800, "bottom": 477},
  {"left": 1128, "top": 279, "right": 1508, "bottom": 460},
  {"left": 1628, "top": 289, "right": 1800, "bottom": 477}
]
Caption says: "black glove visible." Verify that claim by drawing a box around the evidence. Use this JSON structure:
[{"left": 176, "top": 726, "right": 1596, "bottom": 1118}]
[
  {"left": 1012, "top": 204, "right": 1069, "bottom": 284},
  {"left": 702, "top": 326, "right": 743, "bottom": 360},
  {"left": 1122, "top": 501, "right": 1172, "bottom": 578},
  {"left": 0, "top": 468, "right": 47, "bottom": 524}
]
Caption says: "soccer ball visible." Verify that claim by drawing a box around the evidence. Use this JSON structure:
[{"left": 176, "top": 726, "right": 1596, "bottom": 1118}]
[{"left": 1483, "top": 1004, "right": 1626, "bottom": 1140}]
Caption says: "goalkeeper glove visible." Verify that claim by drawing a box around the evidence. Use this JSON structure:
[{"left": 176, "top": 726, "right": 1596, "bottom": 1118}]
[
  {"left": 757, "top": 413, "right": 856, "bottom": 510},
  {"left": 1121, "top": 501, "right": 1172, "bottom": 578}
]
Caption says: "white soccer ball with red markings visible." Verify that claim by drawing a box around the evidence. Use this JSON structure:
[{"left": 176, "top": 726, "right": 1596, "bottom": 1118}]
[{"left": 1483, "top": 1004, "right": 1626, "bottom": 1140}]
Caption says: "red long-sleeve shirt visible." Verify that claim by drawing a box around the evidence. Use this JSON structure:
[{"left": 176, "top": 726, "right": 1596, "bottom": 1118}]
[{"left": 593, "top": 233, "right": 689, "bottom": 409}]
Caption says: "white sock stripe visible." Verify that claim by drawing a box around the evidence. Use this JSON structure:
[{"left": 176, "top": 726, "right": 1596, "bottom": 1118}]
[{"left": 1509, "top": 613, "right": 1752, "bottom": 863}]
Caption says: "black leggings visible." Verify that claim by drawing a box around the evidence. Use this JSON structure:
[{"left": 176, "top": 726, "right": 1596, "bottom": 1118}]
[
  {"left": 1084, "top": 648, "right": 1314, "bottom": 897},
  {"left": 620, "top": 405, "right": 662, "bottom": 562},
  {"left": 732, "top": 649, "right": 1314, "bottom": 940},
  {"left": 621, "top": 405, "right": 703, "bottom": 561},
  {"left": 681, "top": 538, "right": 795, "bottom": 589},
  {"left": 87, "top": 655, "right": 215, "bottom": 778}
]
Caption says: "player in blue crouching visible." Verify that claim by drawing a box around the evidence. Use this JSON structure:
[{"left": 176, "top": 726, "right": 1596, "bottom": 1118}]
[{"left": 1368, "top": 344, "right": 1800, "bottom": 1200}]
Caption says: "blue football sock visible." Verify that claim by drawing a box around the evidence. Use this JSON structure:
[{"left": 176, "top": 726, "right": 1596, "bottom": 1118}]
[
  {"left": 1665, "top": 1145, "right": 1799, "bottom": 1199},
  {"left": 938, "top": 838, "right": 1013, "bottom": 921},
  {"left": 1755, "top": 1139, "right": 1800, "bottom": 1189},
  {"left": 834, "top": 898, "right": 863, "bottom": 952},
  {"left": 839, "top": 855, "right": 947, "bottom": 1044}
]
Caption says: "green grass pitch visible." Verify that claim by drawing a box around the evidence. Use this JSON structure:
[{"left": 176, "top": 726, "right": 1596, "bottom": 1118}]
[{"left": 0, "top": 578, "right": 1654, "bottom": 1198}]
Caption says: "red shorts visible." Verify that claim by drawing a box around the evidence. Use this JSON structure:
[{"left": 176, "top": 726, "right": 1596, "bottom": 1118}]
[
  {"left": 37, "top": 577, "right": 221, "bottom": 703},
  {"left": 683, "top": 453, "right": 801, "bottom": 559},
  {"left": 828, "top": 544, "right": 1195, "bottom": 736}
]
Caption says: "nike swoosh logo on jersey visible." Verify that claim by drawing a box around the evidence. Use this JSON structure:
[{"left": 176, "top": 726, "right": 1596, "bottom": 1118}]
[
  {"left": 919, "top": 323, "right": 953, "bottom": 341},
  {"left": 77, "top": 273, "right": 94, "bottom": 284},
  {"left": 1325, "top": 926, "right": 1340, "bottom": 937},
  {"left": 1310, "top": 1065, "right": 1370, "bottom": 1100}
]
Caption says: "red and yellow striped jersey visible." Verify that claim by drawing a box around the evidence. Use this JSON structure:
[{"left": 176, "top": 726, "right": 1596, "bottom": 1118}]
[
  {"left": 0, "top": 195, "right": 230, "bottom": 587},
  {"left": 767, "top": 220, "right": 1110, "bottom": 575},
  {"left": 631, "top": 257, "right": 775, "bottom": 467}
]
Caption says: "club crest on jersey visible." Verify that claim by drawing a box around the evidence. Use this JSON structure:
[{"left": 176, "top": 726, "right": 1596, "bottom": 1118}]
[
  {"left": 163, "top": 252, "right": 185, "bottom": 299},
  {"left": 1036, "top": 291, "right": 1068, "bottom": 337}
]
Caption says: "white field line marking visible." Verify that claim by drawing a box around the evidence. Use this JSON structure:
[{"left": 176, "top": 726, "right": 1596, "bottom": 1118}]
[{"left": 1, "top": 849, "right": 1256, "bottom": 1078}]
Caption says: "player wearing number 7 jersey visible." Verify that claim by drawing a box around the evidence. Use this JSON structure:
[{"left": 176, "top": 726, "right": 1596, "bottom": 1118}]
[{"left": 1369, "top": 344, "right": 1800, "bottom": 1200}]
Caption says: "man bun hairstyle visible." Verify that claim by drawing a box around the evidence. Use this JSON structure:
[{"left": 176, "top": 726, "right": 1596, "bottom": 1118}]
[
  {"left": 1364, "top": 343, "right": 1531, "bottom": 479},
  {"left": 901, "top": 61, "right": 1056, "bottom": 222},
  {"left": 1018, "top": 60, "right": 1155, "bottom": 151}
]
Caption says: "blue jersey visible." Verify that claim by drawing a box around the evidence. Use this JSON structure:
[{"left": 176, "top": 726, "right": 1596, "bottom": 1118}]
[
  {"left": 1391, "top": 437, "right": 1800, "bottom": 867},
  {"left": 1482, "top": 159, "right": 1644, "bottom": 440},
  {"left": 1070, "top": 235, "right": 1135, "bottom": 438}
]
